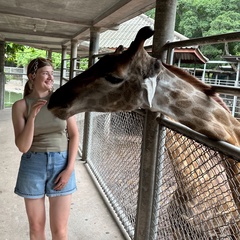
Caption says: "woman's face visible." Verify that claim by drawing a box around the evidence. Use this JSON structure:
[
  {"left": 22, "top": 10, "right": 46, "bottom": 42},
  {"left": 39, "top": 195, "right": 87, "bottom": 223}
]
[{"left": 33, "top": 66, "right": 54, "bottom": 92}]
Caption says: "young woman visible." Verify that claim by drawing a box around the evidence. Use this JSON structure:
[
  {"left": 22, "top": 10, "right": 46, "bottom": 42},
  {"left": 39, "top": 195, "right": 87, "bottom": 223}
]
[{"left": 12, "top": 57, "right": 79, "bottom": 240}]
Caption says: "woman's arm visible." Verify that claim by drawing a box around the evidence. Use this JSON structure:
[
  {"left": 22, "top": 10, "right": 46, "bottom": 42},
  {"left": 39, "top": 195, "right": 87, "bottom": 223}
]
[
  {"left": 54, "top": 115, "right": 79, "bottom": 190},
  {"left": 12, "top": 99, "right": 47, "bottom": 153},
  {"left": 65, "top": 115, "right": 79, "bottom": 172}
]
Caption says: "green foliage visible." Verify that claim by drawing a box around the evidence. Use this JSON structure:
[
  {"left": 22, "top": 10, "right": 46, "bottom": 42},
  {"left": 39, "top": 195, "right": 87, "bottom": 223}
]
[
  {"left": 145, "top": 9, "right": 155, "bottom": 19},
  {"left": 14, "top": 46, "right": 47, "bottom": 67},
  {"left": 207, "top": 11, "right": 240, "bottom": 35},
  {"left": 5, "top": 43, "right": 24, "bottom": 65},
  {"left": 5, "top": 43, "right": 83, "bottom": 71},
  {"left": 175, "top": 0, "right": 240, "bottom": 60},
  {"left": 14, "top": 46, "right": 63, "bottom": 70},
  {"left": 79, "top": 58, "right": 89, "bottom": 71},
  {"left": 4, "top": 91, "right": 23, "bottom": 108}
]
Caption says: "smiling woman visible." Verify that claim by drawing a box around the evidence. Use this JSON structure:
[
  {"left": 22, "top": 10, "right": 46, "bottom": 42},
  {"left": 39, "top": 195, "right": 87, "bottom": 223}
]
[
  {"left": 11, "top": 57, "right": 79, "bottom": 240},
  {"left": 23, "top": 58, "right": 54, "bottom": 97}
]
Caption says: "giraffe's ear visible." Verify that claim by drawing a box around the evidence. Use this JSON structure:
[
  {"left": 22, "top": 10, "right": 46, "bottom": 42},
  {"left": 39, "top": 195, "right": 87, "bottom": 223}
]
[{"left": 114, "top": 45, "right": 124, "bottom": 54}]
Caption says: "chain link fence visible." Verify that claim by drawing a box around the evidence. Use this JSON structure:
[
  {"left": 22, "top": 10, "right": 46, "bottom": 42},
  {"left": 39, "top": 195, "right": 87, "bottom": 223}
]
[
  {"left": 79, "top": 110, "right": 240, "bottom": 240},
  {"left": 152, "top": 127, "right": 240, "bottom": 239},
  {"left": 83, "top": 112, "right": 144, "bottom": 238}
]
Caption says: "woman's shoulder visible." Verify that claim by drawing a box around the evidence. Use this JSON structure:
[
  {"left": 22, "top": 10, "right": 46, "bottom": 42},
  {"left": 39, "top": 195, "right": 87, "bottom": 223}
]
[
  {"left": 12, "top": 98, "right": 27, "bottom": 116},
  {"left": 12, "top": 98, "right": 26, "bottom": 109}
]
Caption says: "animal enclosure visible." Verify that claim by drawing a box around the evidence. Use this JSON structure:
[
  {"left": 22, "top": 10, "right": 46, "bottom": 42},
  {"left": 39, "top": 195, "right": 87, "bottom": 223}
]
[
  {"left": 77, "top": 111, "right": 240, "bottom": 240},
  {"left": 48, "top": 27, "right": 240, "bottom": 239}
]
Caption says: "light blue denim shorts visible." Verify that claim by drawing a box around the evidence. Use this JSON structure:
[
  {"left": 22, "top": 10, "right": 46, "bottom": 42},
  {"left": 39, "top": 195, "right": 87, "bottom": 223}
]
[{"left": 14, "top": 151, "right": 77, "bottom": 199}]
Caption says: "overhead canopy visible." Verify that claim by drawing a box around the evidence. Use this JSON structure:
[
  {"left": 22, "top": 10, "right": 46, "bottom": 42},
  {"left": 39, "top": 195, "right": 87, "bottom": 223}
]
[
  {"left": 0, "top": 1, "right": 208, "bottom": 63},
  {"left": 0, "top": 0, "right": 155, "bottom": 56}
]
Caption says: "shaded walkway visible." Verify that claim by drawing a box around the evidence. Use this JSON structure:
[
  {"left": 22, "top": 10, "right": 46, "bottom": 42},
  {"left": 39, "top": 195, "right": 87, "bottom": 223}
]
[{"left": 0, "top": 108, "right": 125, "bottom": 240}]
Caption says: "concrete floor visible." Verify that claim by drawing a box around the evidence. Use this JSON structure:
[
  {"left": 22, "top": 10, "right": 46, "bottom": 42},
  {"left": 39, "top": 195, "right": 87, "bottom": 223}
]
[{"left": 0, "top": 108, "right": 126, "bottom": 240}]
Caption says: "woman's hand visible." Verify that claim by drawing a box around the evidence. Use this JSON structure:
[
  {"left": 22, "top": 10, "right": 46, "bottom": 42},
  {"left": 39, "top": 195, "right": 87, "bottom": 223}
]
[
  {"left": 54, "top": 169, "right": 73, "bottom": 191},
  {"left": 29, "top": 99, "right": 47, "bottom": 119}
]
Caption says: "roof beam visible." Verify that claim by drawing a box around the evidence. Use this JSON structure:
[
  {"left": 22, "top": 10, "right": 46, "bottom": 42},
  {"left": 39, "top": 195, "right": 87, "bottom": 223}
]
[
  {"left": 0, "top": 28, "right": 71, "bottom": 39},
  {"left": 0, "top": 11, "right": 91, "bottom": 27},
  {"left": 5, "top": 38, "right": 62, "bottom": 46}
]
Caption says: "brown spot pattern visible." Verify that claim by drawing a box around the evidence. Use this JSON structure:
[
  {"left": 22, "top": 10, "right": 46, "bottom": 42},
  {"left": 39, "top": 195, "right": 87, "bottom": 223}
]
[
  {"left": 172, "top": 79, "right": 195, "bottom": 93},
  {"left": 169, "top": 105, "right": 185, "bottom": 117},
  {"left": 176, "top": 100, "right": 192, "bottom": 109},
  {"left": 213, "top": 109, "right": 230, "bottom": 126},
  {"left": 156, "top": 95, "right": 170, "bottom": 106},
  {"left": 179, "top": 120, "right": 197, "bottom": 131},
  {"left": 192, "top": 108, "right": 213, "bottom": 121}
]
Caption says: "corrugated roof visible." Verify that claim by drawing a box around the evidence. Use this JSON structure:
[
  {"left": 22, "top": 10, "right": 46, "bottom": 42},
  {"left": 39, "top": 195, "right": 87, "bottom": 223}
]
[
  {"left": 98, "top": 14, "right": 208, "bottom": 64},
  {"left": 99, "top": 14, "right": 185, "bottom": 51}
]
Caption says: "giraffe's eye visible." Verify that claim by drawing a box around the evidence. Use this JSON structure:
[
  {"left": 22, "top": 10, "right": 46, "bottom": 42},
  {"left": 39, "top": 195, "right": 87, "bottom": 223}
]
[{"left": 105, "top": 74, "right": 124, "bottom": 84}]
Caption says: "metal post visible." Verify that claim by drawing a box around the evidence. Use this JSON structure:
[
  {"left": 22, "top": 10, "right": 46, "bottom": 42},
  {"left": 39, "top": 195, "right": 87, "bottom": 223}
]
[
  {"left": 232, "top": 61, "right": 240, "bottom": 117},
  {"left": 0, "top": 40, "right": 5, "bottom": 109},
  {"left": 202, "top": 63, "right": 207, "bottom": 82},
  {"left": 150, "top": 117, "right": 166, "bottom": 239},
  {"left": 47, "top": 49, "right": 52, "bottom": 59},
  {"left": 70, "top": 39, "right": 78, "bottom": 80},
  {"left": 134, "top": 1, "right": 178, "bottom": 239},
  {"left": 88, "top": 27, "right": 100, "bottom": 67},
  {"left": 82, "top": 27, "right": 100, "bottom": 162},
  {"left": 166, "top": 47, "right": 174, "bottom": 65},
  {"left": 60, "top": 45, "right": 67, "bottom": 87}
]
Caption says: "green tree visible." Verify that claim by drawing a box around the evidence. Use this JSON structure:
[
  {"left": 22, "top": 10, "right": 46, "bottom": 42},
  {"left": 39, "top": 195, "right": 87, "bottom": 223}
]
[
  {"left": 175, "top": 0, "right": 240, "bottom": 59},
  {"left": 8, "top": 45, "right": 63, "bottom": 70},
  {"left": 5, "top": 43, "right": 25, "bottom": 66},
  {"left": 146, "top": 1, "right": 240, "bottom": 59}
]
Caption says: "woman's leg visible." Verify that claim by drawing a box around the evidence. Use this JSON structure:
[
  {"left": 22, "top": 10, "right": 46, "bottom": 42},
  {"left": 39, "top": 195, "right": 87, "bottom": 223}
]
[
  {"left": 49, "top": 194, "right": 72, "bottom": 240},
  {"left": 24, "top": 197, "right": 46, "bottom": 240}
]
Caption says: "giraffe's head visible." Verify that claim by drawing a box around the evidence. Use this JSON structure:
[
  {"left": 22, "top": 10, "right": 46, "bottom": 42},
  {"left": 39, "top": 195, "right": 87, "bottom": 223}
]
[
  {"left": 48, "top": 26, "right": 240, "bottom": 145},
  {"left": 48, "top": 26, "right": 161, "bottom": 119}
]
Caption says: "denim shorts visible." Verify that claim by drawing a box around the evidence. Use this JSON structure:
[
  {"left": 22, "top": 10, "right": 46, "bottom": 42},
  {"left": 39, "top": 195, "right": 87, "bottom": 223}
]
[{"left": 14, "top": 151, "right": 77, "bottom": 199}]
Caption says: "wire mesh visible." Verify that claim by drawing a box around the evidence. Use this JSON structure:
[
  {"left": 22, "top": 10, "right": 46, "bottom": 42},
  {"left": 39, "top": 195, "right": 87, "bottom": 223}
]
[
  {"left": 75, "top": 113, "right": 85, "bottom": 159},
  {"left": 86, "top": 112, "right": 144, "bottom": 239},
  {"left": 152, "top": 128, "right": 240, "bottom": 240},
  {"left": 81, "top": 111, "right": 240, "bottom": 240},
  {"left": 220, "top": 94, "right": 240, "bottom": 119}
]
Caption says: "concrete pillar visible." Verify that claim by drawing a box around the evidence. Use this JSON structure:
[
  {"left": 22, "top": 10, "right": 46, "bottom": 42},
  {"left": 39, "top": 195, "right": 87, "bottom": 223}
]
[
  {"left": 60, "top": 45, "right": 67, "bottom": 87},
  {"left": 0, "top": 40, "right": 5, "bottom": 109},
  {"left": 153, "top": 0, "right": 177, "bottom": 61},
  {"left": 82, "top": 27, "right": 100, "bottom": 163},
  {"left": 134, "top": 1, "right": 178, "bottom": 240},
  {"left": 88, "top": 27, "right": 100, "bottom": 67},
  {"left": 70, "top": 39, "right": 78, "bottom": 79}
]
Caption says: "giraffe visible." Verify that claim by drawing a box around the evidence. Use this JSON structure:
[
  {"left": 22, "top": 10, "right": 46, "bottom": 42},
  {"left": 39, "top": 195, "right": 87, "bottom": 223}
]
[
  {"left": 48, "top": 26, "right": 240, "bottom": 238},
  {"left": 163, "top": 131, "right": 240, "bottom": 239},
  {"left": 48, "top": 26, "right": 240, "bottom": 145}
]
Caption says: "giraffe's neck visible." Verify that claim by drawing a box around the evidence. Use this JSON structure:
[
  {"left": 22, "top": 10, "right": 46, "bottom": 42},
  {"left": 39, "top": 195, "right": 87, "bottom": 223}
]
[{"left": 148, "top": 62, "right": 240, "bottom": 146}]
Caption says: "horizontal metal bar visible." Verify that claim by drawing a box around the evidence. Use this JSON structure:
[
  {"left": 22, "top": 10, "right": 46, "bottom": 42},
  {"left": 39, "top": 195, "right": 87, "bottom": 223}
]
[
  {"left": 5, "top": 72, "right": 25, "bottom": 76},
  {"left": 133, "top": 109, "right": 146, "bottom": 117},
  {"left": 211, "top": 85, "right": 240, "bottom": 97},
  {"left": 163, "top": 32, "right": 240, "bottom": 49},
  {"left": 158, "top": 116, "right": 240, "bottom": 162}
]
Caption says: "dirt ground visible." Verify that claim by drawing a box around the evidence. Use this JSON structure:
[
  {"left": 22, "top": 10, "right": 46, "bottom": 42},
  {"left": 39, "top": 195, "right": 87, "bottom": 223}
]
[{"left": 0, "top": 108, "right": 126, "bottom": 240}]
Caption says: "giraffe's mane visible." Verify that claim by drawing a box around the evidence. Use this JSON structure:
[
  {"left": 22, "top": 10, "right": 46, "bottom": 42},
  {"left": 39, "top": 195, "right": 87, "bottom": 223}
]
[{"left": 162, "top": 62, "right": 230, "bottom": 113}]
